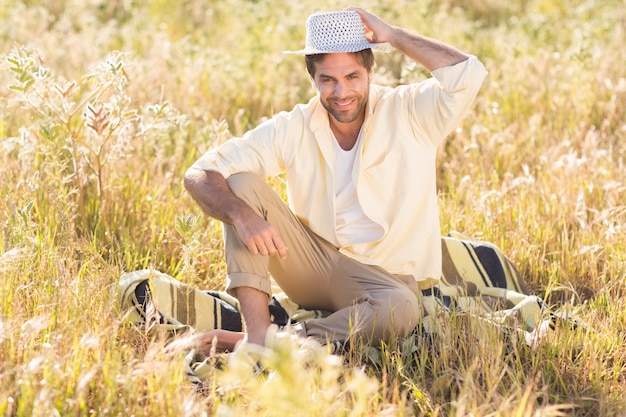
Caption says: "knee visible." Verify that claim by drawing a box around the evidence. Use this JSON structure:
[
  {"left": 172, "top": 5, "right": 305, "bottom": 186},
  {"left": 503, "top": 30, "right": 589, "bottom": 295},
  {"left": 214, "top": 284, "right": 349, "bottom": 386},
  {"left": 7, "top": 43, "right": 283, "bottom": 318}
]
[
  {"left": 381, "top": 288, "right": 421, "bottom": 338},
  {"left": 226, "top": 172, "right": 265, "bottom": 199},
  {"left": 226, "top": 173, "right": 284, "bottom": 217}
]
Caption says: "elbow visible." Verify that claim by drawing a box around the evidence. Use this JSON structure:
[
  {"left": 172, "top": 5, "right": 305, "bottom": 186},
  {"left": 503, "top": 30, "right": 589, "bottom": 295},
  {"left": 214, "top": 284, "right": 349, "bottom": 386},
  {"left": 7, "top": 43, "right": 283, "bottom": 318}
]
[{"left": 183, "top": 167, "right": 203, "bottom": 194}]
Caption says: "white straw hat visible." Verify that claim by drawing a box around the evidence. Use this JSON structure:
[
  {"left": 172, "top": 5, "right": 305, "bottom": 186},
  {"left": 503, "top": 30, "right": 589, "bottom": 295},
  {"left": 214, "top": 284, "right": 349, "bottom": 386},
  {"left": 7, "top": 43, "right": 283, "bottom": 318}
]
[{"left": 284, "top": 11, "right": 392, "bottom": 55}]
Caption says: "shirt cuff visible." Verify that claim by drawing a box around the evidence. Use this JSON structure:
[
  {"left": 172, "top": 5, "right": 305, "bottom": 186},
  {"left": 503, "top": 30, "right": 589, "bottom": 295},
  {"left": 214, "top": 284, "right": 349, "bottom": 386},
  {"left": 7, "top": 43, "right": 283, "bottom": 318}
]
[
  {"left": 189, "top": 150, "right": 233, "bottom": 179},
  {"left": 431, "top": 55, "right": 488, "bottom": 93}
]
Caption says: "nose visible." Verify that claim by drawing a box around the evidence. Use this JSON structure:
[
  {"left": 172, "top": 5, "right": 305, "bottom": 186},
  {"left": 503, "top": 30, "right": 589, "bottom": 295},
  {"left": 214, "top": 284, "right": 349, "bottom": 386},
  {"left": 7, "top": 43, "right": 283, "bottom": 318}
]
[{"left": 334, "top": 80, "right": 348, "bottom": 97}]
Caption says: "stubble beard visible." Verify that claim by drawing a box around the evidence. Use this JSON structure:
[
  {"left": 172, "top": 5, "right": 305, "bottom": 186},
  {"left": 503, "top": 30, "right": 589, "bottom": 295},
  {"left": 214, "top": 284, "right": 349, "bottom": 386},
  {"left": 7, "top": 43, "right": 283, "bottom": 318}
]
[{"left": 322, "top": 94, "right": 368, "bottom": 124}]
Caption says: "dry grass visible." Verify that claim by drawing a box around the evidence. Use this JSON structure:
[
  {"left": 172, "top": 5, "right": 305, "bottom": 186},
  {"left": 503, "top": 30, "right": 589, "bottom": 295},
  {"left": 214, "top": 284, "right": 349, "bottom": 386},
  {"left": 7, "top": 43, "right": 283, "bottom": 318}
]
[{"left": 1, "top": 0, "right": 624, "bottom": 415}]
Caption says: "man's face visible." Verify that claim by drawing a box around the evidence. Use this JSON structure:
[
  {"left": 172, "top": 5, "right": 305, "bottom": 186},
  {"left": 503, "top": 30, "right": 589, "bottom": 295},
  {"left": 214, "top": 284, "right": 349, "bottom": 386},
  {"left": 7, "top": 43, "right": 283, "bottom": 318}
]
[{"left": 311, "top": 53, "right": 372, "bottom": 125}]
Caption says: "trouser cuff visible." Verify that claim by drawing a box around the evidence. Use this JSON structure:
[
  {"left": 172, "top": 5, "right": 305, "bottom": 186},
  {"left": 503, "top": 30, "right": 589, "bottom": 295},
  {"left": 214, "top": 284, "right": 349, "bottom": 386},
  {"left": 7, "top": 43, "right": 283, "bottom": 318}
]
[{"left": 226, "top": 272, "right": 272, "bottom": 298}]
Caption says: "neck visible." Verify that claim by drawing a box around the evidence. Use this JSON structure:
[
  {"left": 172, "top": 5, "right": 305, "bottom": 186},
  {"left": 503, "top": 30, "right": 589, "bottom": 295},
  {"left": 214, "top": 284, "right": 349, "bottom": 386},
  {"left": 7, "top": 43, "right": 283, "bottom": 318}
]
[{"left": 329, "top": 115, "right": 364, "bottom": 151}]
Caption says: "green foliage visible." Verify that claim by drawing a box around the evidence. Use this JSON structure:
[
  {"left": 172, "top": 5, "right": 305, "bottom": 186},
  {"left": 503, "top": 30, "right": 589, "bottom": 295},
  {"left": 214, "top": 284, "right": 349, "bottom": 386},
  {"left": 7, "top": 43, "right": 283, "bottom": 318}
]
[{"left": 0, "top": 0, "right": 625, "bottom": 415}]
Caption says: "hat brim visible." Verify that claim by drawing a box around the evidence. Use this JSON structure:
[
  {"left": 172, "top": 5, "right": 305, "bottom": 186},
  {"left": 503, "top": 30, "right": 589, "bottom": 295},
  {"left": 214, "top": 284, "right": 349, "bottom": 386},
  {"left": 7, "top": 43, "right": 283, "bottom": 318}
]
[{"left": 283, "top": 41, "right": 392, "bottom": 55}]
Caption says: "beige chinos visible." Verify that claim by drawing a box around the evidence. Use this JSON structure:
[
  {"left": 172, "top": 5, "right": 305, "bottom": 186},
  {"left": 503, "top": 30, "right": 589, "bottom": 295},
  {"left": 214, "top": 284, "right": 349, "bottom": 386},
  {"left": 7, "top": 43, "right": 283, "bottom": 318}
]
[{"left": 224, "top": 172, "right": 422, "bottom": 345}]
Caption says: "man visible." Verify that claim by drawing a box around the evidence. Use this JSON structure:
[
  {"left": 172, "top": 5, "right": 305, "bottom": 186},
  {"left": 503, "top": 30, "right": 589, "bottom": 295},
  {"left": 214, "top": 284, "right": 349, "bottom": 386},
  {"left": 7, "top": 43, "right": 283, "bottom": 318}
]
[{"left": 184, "top": 7, "right": 487, "bottom": 350}]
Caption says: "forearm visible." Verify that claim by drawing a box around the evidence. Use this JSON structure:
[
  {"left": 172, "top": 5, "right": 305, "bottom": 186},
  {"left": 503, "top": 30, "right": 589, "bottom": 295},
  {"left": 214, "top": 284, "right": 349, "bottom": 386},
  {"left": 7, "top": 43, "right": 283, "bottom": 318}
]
[
  {"left": 347, "top": 7, "right": 469, "bottom": 72},
  {"left": 183, "top": 168, "right": 253, "bottom": 225},
  {"left": 388, "top": 27, "right": 468, "bottom": 72}
]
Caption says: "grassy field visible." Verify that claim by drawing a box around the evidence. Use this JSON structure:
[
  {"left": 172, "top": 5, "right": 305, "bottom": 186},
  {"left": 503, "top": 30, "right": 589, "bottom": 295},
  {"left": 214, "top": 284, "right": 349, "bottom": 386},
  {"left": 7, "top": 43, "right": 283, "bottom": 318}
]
[{"left": 1, "top": 0, "right": 625, "bottom": 415}]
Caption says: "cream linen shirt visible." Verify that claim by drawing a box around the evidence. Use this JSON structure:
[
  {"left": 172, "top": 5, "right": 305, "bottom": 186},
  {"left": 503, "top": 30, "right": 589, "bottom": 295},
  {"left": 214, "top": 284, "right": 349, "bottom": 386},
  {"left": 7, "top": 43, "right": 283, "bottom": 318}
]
[{"left": 189, "top": 56, "right": 488, "bottom": 287}]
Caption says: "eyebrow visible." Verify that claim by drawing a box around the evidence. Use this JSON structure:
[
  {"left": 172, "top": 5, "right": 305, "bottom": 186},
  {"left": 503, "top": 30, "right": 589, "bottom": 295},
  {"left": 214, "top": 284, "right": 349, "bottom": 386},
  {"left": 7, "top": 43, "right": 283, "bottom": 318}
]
[{"left": 318, "top": 71, "right": 360, "bottom": 80}]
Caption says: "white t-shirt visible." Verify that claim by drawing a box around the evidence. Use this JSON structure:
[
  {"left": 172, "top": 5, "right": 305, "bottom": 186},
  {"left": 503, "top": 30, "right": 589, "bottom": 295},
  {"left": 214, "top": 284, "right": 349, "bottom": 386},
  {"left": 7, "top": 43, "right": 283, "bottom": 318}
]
[{"left": 330, "top": 133, "right": 384, "bottom": 245}]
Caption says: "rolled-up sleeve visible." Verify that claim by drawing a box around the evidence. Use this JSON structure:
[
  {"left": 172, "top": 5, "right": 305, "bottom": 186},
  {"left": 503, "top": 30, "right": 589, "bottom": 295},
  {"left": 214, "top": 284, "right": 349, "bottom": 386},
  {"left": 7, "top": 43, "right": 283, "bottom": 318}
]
[
  {"left": 408, "top": 55, "right": 488, "bottom": 146},
  {"left": 432, "top": 55, "right": 487, "bottom": 93},
  {"left": 188, "top": 115, "right": 289, "bottom": 179}
]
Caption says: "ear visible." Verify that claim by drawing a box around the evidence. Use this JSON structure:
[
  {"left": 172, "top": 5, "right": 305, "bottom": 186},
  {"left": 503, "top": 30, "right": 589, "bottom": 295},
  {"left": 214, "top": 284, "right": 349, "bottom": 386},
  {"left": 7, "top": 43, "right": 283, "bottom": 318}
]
[{"left": 310, "top": 75, "right": 318, "bottom": 91}]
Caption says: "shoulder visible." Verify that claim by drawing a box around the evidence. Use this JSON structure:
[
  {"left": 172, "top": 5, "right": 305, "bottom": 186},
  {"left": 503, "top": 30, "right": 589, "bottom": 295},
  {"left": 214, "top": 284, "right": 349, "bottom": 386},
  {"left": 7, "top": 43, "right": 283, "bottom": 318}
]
[
  {"left": 265, "top": 96, "right": 318, "bottom": 127},
  {"left": 368, "top": 83, "right": 425, "bottom": 109}
]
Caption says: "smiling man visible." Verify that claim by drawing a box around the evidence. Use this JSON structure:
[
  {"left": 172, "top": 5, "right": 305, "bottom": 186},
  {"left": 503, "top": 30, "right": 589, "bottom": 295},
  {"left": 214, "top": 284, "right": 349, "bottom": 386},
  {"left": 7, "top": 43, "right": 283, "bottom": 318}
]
[{"left": 184, "top": 8, "right": 487, "bottom": 350}]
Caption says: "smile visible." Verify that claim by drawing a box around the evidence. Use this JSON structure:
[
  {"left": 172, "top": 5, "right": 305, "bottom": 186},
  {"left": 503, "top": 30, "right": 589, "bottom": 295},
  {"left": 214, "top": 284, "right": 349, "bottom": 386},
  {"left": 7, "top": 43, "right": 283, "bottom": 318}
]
[{"left": 332, "top": 99, "right": 356, "bottom": 109}]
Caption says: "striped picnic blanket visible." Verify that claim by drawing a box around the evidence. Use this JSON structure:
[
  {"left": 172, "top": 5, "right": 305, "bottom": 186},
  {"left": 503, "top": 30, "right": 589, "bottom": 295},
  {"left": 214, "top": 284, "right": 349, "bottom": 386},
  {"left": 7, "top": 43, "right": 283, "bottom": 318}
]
[{"left": 117, "top": 233, "right": 575, "bottom": 382}]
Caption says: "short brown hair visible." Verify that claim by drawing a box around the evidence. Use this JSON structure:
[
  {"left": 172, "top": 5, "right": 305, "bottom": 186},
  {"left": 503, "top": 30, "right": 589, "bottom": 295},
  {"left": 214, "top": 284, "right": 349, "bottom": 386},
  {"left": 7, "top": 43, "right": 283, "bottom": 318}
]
[{"left": 305, "top": 48, "right": 375, "bottom": 77}]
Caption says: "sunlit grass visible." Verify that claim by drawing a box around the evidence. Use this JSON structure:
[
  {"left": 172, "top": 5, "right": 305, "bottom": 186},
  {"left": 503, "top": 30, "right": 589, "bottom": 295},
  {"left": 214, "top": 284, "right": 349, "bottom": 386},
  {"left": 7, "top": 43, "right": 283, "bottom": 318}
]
[{"left": 1, "top": 0, "right": 624, "bottom": 415}]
